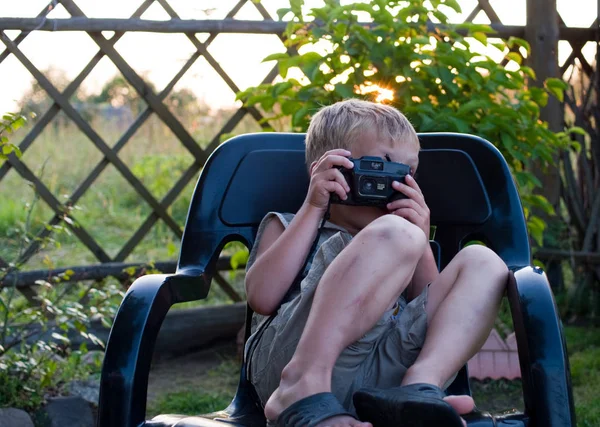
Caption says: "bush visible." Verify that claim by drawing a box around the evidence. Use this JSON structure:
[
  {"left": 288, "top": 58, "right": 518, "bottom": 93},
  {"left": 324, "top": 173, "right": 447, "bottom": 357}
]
[
  {"left": 237, "top": 0, "right": 580, "bottom": 243},
  {"left": 0, "top": 116, "right": 124, "bottom": 411}
]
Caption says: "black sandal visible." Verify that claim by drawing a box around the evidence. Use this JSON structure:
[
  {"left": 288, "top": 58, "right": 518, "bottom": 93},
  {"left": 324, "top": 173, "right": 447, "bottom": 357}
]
[
  {"left": 353, "top": 383, "right": 464, "bottom": 427},
  {"left": 270, "top": 392, "right": 354, "bottom": 427}
]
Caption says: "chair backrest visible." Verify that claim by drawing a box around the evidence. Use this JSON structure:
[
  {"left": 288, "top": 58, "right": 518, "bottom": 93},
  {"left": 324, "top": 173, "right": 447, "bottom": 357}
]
[{"left": 177, "top": 132, "right": 531, "bottom": 279}]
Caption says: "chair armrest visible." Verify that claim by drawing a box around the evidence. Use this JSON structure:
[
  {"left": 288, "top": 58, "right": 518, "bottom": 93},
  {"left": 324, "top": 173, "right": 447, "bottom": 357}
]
[
  {"left": 507, "top": 266, "right": 576, "bottom": 427},
  {"left": 98, "top": 272, "right": 209, "bottom": 427}
]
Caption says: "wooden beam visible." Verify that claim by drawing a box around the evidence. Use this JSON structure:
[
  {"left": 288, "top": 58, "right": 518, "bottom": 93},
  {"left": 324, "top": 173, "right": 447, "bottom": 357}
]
[
  {"left": 0, "top": 3, "right": 52, "bottom": 64},
  {"left": 0, "top": 257, "right": 245, "bottom": 289},
  {"left": 0, "top": 17, "right": 596, "bottom": 42},
  {"left": 534, "top": 249, "right": 600, "bottom": 264},
  {"left": 0, "top": 17, "right": 288, "bottom": 34},
  {"left": 18, "top": 302, "right": 247, "bottom": 357}
]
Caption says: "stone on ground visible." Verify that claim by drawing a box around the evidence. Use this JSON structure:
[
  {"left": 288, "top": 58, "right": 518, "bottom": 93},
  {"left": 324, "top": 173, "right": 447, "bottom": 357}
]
[
  {"left": 36, "top": 396, "right": 94, "bottom": 427},
  {"left": 0, "top": 408, "right": 34, "bottom": 427}
]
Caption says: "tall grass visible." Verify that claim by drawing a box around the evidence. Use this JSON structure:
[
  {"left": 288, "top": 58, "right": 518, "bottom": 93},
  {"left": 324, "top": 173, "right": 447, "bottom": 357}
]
[{"left": 0, "top": 106, "right": 265, "bottom": 270}]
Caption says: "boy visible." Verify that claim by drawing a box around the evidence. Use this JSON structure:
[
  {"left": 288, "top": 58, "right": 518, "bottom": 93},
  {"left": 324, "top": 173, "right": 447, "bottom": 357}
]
[{"left": 244, "top": 99, "right": 508, "bottom": 426}]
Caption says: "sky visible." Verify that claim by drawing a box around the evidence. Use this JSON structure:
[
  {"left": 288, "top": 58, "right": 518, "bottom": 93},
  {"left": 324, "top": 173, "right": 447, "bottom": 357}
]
[{"left": 0, "top": 0, "right": 597, "bottom": 114}]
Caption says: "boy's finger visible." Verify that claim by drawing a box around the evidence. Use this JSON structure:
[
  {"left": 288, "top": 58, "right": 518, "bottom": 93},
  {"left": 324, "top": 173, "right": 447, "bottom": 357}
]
[
  {"left": 392, "top": 180, "right": 421, "bottom": 201},
  {"left": 404, "top": 174, "right": 423, "bottom": 194},
  {"left": 387, "top": 198, "right": 421, "bottom": 213},
  {"left": 323, "top": 149, "right": 351, "bottom": 158},
  {"left": 323, "top": 168, "right": 351, "bottom": 193},
  {"left": 323, "top": 180, "right": 348, "bottom": 200},
  {"left": 317, "top": 154, "right": 354, "bottom": 171}
]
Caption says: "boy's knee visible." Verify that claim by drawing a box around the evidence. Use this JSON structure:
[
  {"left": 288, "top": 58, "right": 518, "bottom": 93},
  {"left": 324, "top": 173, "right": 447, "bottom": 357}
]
[
  {"left": 362, "top": 215, "right": 427, "bottom": 260},
  {"left": 458, "top": 245, "right": 508, "bottom": 284}
]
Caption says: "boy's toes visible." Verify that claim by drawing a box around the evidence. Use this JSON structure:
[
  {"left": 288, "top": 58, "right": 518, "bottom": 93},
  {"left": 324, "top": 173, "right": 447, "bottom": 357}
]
[
  {"left": 316, "top": 415, "right": 371, "bottom": 427},
  {"left": 443, "top": 395, "right": 475, "bottom": 414}
]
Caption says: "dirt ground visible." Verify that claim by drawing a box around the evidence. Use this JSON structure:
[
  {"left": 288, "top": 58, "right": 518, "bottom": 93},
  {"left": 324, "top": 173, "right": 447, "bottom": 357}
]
[
  {"left": 147, "top": 340, "right": 239, "bottom": 405},
  {"left": 145, "top": 340, "right": 524, "bottom": 418}
]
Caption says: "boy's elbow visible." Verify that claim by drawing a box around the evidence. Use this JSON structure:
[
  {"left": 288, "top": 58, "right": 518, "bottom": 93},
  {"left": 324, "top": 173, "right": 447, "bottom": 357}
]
[
  {"left": 247, "top": 292, "right": 276, "bottom": 316},
  {"left": 245, "top": 272, "right": 276, "bottom": 316}
]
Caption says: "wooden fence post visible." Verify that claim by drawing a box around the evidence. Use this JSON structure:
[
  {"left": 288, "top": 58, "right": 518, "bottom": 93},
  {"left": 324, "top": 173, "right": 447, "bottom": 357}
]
[
  {"left": 526, "top": 0, "right": 562, "bottom": 196},
  {"left": 526, "top": 0, "right": 564, "bottom": 289}
]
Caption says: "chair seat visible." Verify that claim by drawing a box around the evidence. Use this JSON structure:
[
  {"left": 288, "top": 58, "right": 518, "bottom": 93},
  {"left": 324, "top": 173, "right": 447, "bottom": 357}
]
[
  {"left": 146, "top": 411, "right": 528, "bottom": 427},
  {"left": 147, "top": 408, "right": 264, "bottom": 427},
  {"left": 147, "top": 413, "right": 243, "bottom": 426}
]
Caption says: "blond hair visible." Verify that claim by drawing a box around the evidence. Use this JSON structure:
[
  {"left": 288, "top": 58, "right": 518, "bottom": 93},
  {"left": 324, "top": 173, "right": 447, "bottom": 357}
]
[{"left": 305, "top": 99, "right": 419, "bottom": 167}]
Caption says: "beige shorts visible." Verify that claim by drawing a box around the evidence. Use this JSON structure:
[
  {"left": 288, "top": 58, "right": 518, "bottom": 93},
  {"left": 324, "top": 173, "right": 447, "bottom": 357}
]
[{"left": 245, "top": 230, "right": 430, "bottom": 416}]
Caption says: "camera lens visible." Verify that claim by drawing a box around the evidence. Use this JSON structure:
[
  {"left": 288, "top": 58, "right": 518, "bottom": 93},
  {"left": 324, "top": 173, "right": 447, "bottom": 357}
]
[{"left": 360, "top": 178, "right": 376, "bottom": 194}]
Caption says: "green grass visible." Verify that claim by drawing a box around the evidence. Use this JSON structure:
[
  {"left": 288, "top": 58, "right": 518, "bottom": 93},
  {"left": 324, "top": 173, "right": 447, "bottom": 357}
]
[
  {"left": 567, "top": 326, "right": 600, "bottom": 426},
  {"left": 146, "top": 358, "right": 239, "bottom": 418},
  {"left": 148, "top": 391, "right": 232, "bottom": 417},
  {"left": 0, "top": 112, "right": 262, "bottom": 269}
]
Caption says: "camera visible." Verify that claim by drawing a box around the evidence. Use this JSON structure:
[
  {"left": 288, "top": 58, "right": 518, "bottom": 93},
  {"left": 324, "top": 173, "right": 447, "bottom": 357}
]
[{"left": 331, "top": 156, "right": 410, "bottom": 207}]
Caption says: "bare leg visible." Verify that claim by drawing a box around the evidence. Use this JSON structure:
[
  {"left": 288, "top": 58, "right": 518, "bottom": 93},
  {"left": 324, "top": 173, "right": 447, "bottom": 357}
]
[
  {"left": 264, "top": 215, "right": 427, "bottom": 426},
  {"left": 401, "top": 245, "right": 508, "bottom": 396}
]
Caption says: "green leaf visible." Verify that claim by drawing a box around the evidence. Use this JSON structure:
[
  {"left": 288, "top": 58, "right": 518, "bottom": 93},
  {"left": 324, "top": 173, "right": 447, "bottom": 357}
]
[
  {"left": 263, "top": 52, "right": 290, "bottom": 62},
  {"left": 472, "top": 32, "right": 487, "bottom": 45},
  {"left": 545, "top": 77, "right": 569, "bottom": 91},
  {"left": 530, "top": 87, "right": 548, "bottom": 107},
  {"left": 505, "top": 52, "right": 522, "bottom": 65},
  {"left": 12, "top": 116, "right": 25, "bottom": 131},
  {"left": 277, "top": 7, "right": 292, "bottom": 20},
  {"left": 292, "top": 104, "right": 311, "bottom": 128},
  {"left": 447, "top": 116, "right": 470, "bottom": 133},
  {"left": 431, "top": 10, "right": 448, "bottom": 24},
  {"left": 442, "top": 0, "right": 462, "bottom": 13},
  {"left": 273, "top": 81, "right": 294, "bottom": 97},
  {"left": 334, "top": 83, "right": 355, "bottom": 99},
  {"left": 245, "top": 94, "right": 274, "bottom": 107},
  {"left": 456, "top": 23, "right": 495, "bottom": 35},
  {"left": 520, "top": 66, "right": 536, "bottom": 79},
  {"left": 507, "top": 37, "right": 531, "bottom": 55},
  {"left": 527, "top": 215, "right": 546, "bottom": 246},
  {"left": 457, "top": 99, "right": 487, "bottom": 115},
  {"left": 545, "top": 83, "right": 568, "bottom": 103},
  {"left": 230, "top": 248, "right": 249, "bottom": 270},
  {"left": 568, "top": 126, "right": 587, "bottom": 136},
  {"left": 282, "top": 99, "right": 303, "bottom": 115},
  {"left": 289, "top": 0, "right": 304, "bottom": 16}
]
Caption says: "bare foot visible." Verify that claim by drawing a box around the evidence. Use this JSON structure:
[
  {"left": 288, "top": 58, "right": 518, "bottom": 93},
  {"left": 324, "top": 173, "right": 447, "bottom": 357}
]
[
  {"left": 264, "top": 364, "right": 372, "bottom": 427},
  {"left": 443, "top": 395, "right": 476, "bottom": 427}
]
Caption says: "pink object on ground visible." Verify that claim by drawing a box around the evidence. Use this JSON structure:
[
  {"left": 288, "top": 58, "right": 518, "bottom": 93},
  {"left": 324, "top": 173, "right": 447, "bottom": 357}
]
[{"left": 468, "top": 329, "right": 521, "bottom": 380}]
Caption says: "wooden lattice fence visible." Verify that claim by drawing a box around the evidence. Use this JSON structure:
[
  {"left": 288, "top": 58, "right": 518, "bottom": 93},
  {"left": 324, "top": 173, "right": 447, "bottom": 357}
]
[{"left": 0, "top": 0, "right": 598, "bottom": 306}]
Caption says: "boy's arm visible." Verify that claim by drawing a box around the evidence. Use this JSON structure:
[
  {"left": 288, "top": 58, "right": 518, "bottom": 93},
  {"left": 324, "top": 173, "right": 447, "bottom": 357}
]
[
  {"left": 245, "top": 203, "right": 324, "bottom": 315},
  {"left": 245, "top": 149, "right": 354, "bottom": 316}
]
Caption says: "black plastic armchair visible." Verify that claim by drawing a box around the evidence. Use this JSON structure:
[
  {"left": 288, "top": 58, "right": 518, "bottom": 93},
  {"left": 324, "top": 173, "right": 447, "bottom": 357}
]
[{"left": 97, "top": 132, "right": 575, "bottom": 427}]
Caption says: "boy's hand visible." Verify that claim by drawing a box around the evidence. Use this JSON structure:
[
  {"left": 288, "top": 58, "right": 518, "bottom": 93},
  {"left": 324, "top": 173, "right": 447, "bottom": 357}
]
[
  {"left": 387, "top": 175, "right": 430, "bottom": 238},
  {"left": 307, "top": 149, "right": 354, "bottom": 211}
]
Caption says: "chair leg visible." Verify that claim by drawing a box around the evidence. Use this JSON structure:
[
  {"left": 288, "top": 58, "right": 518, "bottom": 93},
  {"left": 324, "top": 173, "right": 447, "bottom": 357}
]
[
  {"left": 97, "top": 273, "right": 208, "bottom": 427},
  {"left": 508, "top": 266, "right": 576, "bottom": 427}
]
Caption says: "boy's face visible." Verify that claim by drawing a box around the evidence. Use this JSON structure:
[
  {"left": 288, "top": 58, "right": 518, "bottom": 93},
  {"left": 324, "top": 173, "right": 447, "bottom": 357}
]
[{"left": 330, "top": 130, "right": 420, "bottom": 233}]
